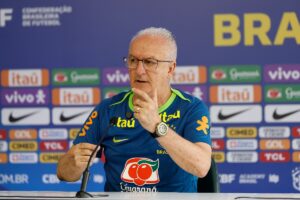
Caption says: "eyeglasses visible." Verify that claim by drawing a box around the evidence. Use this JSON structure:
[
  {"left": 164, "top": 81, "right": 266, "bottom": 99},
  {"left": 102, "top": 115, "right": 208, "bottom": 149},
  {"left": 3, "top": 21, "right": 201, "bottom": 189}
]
[{"left": 123, "top": 56, "right": 173, "bottom": 71}]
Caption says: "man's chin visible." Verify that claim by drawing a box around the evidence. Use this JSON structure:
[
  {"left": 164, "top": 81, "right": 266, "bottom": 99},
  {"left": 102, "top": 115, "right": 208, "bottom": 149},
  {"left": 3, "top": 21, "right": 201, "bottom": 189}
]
[{"left": 132, "top": 84, "right": 151, "bottom": 93}]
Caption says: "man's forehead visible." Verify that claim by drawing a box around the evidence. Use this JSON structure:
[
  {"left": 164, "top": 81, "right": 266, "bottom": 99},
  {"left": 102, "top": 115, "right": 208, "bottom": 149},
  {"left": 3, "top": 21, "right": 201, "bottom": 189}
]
[
  {"left": 129, "top": 35, "right": 172, "bottom": 58},
  {"left": 131, "top": 34, "right": 169, "bottom": 45}
]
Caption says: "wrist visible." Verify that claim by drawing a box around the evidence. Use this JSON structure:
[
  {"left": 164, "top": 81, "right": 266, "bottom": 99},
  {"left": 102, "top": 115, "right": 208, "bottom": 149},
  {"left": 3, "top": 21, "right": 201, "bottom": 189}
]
[
  {"left": 152, "top": 121, "right": 168, "bottom": 138},
  {"left": 151, "top": 118, "right": 161, "bottom": 133}
]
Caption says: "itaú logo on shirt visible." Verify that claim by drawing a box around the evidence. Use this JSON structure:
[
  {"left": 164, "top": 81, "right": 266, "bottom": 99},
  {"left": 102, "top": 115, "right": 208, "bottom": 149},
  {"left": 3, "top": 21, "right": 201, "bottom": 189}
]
[
  {"left": 121, "top": 157, "right": 160, "bottom": 186},
  {"left": 159, "top": 110, "right": 180, "bottom": 123}
]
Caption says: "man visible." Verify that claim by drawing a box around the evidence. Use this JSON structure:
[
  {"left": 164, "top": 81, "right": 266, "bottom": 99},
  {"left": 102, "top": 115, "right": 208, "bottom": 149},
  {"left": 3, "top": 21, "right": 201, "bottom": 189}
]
[{"left": 57, "top": 27, "right": 212, "bottom": 192}]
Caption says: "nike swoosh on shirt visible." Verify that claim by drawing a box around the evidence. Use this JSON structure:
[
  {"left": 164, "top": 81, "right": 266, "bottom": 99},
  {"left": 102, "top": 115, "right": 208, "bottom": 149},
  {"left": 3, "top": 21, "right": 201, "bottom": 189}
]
[
  {"left": 59, "top": 111, "right": 89, "bottom": 122},
  {"left": 9, "top": 111, "right": 39, "bottom": 123},
  {"left": 272, "top": 109, "right": 300, "bottom": 120},
  {"left": 218, "top": 108, "right": 250, "bottom": 120},
  {"left": 113, "top": 137, "right": 129, "bottom": 143}
]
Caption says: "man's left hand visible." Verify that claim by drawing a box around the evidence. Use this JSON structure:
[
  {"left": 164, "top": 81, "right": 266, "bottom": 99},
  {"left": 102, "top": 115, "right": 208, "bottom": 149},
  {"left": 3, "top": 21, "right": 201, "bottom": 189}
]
[{"left": 132, "top": 88, "right": 161, "bottom": 133}]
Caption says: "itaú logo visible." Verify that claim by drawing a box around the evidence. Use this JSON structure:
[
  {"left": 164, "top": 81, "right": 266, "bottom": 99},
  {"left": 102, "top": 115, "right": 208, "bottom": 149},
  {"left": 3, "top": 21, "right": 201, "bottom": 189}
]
[{"left": 121, "top": 158, "right": 159, "bottom": 186}]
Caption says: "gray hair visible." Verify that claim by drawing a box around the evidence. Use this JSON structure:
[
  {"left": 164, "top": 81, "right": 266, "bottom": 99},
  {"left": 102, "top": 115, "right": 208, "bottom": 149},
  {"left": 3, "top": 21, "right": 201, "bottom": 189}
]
[{"left": 130, "top": 27, "right": 177, "bottom": 60}]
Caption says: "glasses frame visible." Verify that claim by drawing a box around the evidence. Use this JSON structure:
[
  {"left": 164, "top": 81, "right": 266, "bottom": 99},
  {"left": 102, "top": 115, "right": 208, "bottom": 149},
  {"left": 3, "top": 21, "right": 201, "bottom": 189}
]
[{"left": 123, "top": 56, "right": 173, "bottom": 71}]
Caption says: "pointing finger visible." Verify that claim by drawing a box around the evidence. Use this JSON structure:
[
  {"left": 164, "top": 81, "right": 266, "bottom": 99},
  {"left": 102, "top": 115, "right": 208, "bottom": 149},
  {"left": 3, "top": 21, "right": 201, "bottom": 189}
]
[
  {"left": 132, "top": 88, "right": 152, "bottom": 102},
  {"left": 152, "top": 88, "right": 158, "bottom": 106}
]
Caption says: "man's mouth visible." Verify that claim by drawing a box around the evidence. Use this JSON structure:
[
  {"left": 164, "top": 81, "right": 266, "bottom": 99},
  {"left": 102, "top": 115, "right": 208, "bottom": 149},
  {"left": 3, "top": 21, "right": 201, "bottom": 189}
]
[{"left": 135, "top": 80, "right": 147, "bottom": 83}]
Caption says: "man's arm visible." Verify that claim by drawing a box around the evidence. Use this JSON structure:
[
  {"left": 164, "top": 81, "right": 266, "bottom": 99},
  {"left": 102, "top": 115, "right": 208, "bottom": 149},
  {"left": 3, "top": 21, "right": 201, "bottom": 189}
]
[
  {"left": 57, "top": 143, "right": 98, "bottom": 181},
  {"left": 157, "top": 129, "right": 211, "bottom": 178}
]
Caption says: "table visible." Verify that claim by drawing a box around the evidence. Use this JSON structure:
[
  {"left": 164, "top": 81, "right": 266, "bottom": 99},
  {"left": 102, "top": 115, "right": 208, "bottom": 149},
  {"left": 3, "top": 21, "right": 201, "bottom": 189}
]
[{"left": 0, "top": 191, "right": 300, "bottom": 200}]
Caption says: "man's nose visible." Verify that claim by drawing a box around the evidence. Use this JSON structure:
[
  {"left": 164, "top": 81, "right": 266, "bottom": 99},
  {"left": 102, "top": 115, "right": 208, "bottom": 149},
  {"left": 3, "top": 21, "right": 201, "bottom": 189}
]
[{"left": 136, "top": 60, "right": 146, "bottom": 74}]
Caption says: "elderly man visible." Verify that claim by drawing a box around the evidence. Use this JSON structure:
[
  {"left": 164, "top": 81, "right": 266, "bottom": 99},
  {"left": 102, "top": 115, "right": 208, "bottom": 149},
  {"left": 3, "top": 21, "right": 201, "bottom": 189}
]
[{"left": 57, "top": 27, "right": 212, "bottom": 192}]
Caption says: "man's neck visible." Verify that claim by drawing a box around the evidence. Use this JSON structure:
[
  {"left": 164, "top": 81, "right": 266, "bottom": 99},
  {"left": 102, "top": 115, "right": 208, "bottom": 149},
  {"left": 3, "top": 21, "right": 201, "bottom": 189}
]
[{"left": 157, "top": 89, "right": 172, "bottom": 108}]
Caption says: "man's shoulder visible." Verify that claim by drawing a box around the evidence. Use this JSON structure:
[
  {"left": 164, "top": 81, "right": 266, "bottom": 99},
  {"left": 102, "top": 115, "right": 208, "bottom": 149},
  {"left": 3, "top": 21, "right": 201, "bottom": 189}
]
[
  {"left": 96, "top": 90, "right": 131, "bottom": 109},
  {"left": 172, "top": 88, "right": 208, "bottom": 111},
  {"left": 172, "top": 88, "right": 202, "bottom": 103}
]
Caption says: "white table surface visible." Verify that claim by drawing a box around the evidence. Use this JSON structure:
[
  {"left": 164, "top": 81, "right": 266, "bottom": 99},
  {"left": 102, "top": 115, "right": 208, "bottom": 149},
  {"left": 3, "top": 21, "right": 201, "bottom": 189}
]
[{"left": 0, "top": 191, "right": 300, "bottom": 200}]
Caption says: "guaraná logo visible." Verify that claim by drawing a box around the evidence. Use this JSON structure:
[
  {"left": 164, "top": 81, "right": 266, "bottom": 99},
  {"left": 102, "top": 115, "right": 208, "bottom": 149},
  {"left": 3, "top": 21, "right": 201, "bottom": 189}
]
[{"left": 121, "top": 157, "right": 159, "bottom": 186}]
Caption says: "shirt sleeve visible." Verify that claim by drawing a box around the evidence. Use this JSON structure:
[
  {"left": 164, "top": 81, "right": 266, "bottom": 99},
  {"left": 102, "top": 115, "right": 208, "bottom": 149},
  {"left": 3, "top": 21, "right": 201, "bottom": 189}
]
[
  {"left": 73, "top": 102, "right": 108, "bottom": 145},
  {"left": 183, "top": 100, "right": 211, "bottom": 145}
]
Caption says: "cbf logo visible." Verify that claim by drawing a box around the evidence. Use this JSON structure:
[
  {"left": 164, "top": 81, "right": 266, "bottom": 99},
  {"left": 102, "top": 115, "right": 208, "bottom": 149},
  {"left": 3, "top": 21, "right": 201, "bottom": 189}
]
[
  {"left": 121, "top": 157, "right": 159, "bottom": 186},
  {"left": 0, "top": 9, "right": 13, "bottom": 27},
  {"left": 292, "top": 167, "right": 300, "bottom": 191}
]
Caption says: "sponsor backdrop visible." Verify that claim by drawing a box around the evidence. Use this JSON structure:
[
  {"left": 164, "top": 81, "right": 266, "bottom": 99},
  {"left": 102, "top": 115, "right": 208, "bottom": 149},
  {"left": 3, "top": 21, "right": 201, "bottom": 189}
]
[{"left": 0, "top": 0, "right": 300, "bottom": 193}]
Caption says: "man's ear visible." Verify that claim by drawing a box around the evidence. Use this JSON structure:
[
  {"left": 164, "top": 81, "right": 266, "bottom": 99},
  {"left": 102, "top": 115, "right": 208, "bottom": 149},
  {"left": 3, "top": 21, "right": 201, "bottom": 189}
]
[{"left": 168, "top": 62, "right": 176, "bottom": 78}]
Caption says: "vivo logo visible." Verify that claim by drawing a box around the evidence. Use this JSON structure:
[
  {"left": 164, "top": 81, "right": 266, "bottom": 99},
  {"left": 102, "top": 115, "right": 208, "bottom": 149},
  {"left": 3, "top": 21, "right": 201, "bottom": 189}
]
[
  {"left": 106, "top": 70, "right": 129, "bottom": 83},
  {"left": 102, "top": 68, "right": 129, "bottom": 85},
  {"left": 269, "top": 67, "right": 300, "bottom": 80},
  {"left": 1, "top": 89, "right": 48, "bottom": 106},
  {"left": 265, "top": 65, "right": 300, "bottom": 83}
]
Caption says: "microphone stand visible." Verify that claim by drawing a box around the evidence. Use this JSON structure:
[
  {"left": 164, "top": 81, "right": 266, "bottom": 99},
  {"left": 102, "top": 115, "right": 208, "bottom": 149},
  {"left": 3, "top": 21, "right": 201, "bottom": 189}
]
[{"left": 76, "top": 117, "right": 117, "bottom": 198}]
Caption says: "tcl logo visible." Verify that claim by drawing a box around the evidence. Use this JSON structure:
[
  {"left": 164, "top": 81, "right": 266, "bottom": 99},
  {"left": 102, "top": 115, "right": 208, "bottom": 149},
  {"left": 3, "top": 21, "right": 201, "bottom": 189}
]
[
  {"left": 212, "top": 139, "right": 225, "bottom": 150},
  {"left": 0, "top": 130, "right": 6, "bottom": 140},
  {"left": 40, "top": 141, "right": 68, "bottom": 151},
  {"left": 260, "top": 152, "right": 290, "bottom": 162},
  {"left": 292, "top": 127, "right": 300, "bottom": 137}
]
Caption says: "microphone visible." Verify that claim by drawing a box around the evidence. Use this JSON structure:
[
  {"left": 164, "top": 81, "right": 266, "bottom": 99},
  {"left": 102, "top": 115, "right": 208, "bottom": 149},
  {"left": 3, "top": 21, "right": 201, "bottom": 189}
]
[
  {"left": 125, "top": 112, "right": 133, "bottom": 119},
  {"left": 76, "top": 117, "right": 118, "bottom": 198}
]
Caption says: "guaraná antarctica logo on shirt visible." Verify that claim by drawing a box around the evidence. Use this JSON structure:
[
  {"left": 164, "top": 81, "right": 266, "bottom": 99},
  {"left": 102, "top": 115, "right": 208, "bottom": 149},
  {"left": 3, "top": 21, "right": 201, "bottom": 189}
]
[{"left": 121, "top": 157, "right": 160, "bottom": 188}]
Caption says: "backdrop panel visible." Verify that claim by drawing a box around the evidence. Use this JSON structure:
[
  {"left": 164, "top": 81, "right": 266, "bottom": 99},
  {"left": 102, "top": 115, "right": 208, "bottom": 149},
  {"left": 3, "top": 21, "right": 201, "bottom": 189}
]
[{"left": 0, "top": 0, "right": 299, "bottom": 193}]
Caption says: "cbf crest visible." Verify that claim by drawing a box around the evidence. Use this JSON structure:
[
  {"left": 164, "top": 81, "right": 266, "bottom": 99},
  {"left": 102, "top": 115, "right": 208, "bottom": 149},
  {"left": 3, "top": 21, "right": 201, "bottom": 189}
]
[{"left": 292, "top": 167, "right": 300, "bottom": 192}]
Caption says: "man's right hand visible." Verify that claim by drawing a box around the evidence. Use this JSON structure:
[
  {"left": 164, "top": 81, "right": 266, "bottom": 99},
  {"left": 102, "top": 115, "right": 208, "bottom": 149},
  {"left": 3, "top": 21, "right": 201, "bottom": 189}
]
[
  {"left": 67, "top": 143, "right": 99, "bottom": 168},
  {"left": 57, "top": 143, "right": 99, "bottom": 181}
]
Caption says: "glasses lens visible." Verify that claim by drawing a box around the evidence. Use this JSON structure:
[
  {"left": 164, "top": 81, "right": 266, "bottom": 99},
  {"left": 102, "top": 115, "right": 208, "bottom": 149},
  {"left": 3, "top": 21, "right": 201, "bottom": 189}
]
[
  {"left": 124, "top": 56, "right": 159, "bottom": 70},
  {"left": 128, "top": 57, "right": 138, "bottom": 68},
  {"left": 143, "top": 59, "right": 158, "bottom": 70}
]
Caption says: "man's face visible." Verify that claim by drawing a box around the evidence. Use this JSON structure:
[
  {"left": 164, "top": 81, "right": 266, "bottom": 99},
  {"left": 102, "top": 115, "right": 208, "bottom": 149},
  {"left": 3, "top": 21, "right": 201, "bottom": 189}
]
[{"left": 128, "top": 35, "right": 175, "bottom": 97}]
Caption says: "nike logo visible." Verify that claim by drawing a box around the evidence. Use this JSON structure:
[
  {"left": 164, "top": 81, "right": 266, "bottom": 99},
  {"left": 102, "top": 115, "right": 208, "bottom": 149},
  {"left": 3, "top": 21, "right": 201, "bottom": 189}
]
[
  {"left": 60, "top": 111, "right": 89, "bottom": 122},
  {"left": 218, "top": 108, "right": 250, "bottom": 120},
  {"left": 9, "top": 111, "right": 39, "bottom": 123},
  {"left": 113, "top": 137, "right": 129, "bottom": 143},
  {"left": 273, "top": 109, "right": 300, "bottom": 120}
]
